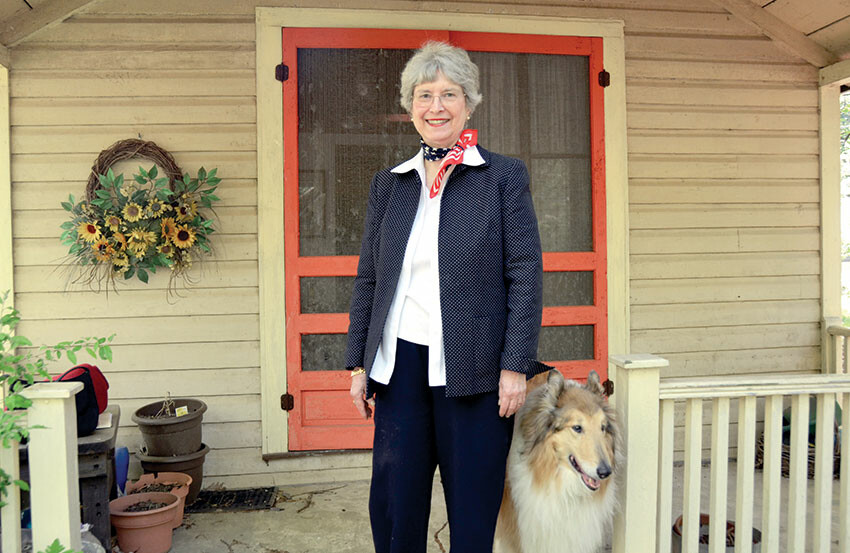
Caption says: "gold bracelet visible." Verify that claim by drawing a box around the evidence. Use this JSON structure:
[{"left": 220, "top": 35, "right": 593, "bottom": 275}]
[{"left": 350, "top": 368, "right": 366, "bottom": 377}]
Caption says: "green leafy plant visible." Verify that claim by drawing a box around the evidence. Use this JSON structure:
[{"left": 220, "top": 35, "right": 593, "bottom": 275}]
[
  {"left": 59, "top": 165, "right": 221, "bottom": 292},
  {"left": 39, "top": 539, "right": 82, "bottom": 553},
  {"left": 0, "top": 291, "right": 114, "bottom": 507}
]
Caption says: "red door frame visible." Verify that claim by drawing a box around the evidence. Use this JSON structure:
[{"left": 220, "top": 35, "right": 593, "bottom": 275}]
[{"left": 282, "top": 28, "right": 606, "bottom": 451}]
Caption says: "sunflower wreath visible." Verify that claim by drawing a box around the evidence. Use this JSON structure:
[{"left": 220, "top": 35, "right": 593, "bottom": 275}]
[{"left": 59, "top": 139, "right": 221, "bottom": 293}]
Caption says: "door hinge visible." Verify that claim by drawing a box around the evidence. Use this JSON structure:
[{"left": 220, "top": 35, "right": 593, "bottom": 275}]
[
  {"left": 280, "top": 393, "right": 294, "bottom": 411},
  {"left": 275, "top": 63, "right": 289, "bottom": 82},
  {"left": 602, "top": 379, "right": 614, "bottom": 397},
  {"left": 598, "top": 69, "right": 610, "bottom": 88}
]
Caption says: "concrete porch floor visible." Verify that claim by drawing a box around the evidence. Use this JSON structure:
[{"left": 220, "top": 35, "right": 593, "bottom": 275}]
[{"left": 167, "top": 460, "right": 843, "bottom": 553}]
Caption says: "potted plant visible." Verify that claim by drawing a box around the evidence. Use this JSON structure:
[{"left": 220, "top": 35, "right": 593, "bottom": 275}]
[
  {"left": 109, "top": 491, "right": 180, "bottom": 553},
  {"left": 132, "top": 394, "right": 207, "bottom": 456},
  {"left": 126, "top": 471, "right": 193, "bottom": 528},
  {"left": 132, "top": 394, "right": 209, "bottom": 503}
]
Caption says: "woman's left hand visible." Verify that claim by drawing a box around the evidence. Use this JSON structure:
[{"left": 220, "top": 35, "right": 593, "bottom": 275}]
[{"left": 498, "top": 369, "right": 527, "bottom": 417}]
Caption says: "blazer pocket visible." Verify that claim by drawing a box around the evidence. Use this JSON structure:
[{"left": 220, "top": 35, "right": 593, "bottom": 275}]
[{"left": 474, "top": 314, "right": 506, "bottom": 375}]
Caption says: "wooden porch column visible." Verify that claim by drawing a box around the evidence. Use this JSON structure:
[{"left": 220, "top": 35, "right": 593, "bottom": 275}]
[
  {"left": 610, "top": 353, "right": 667, "bottom": 553},
  {"left": 22, "top": 382, "right": 83, "bottom": 552}
]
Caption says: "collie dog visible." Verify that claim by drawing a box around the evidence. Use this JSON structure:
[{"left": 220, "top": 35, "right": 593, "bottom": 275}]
[{"left": 494, "top": 369, "right": 620, "bottom": 553}]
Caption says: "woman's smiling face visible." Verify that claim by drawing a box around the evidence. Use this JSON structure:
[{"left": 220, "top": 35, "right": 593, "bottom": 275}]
[{"left": 410, "top": 73, "right": 470, "bottom": 149}]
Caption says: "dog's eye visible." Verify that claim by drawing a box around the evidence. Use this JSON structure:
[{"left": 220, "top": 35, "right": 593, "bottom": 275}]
[
  {"left": 601, "top": 424, "right": 608, "bottom": 433},
  {"left": 572, "top": 425, "right": 583, "bottom": 434}
]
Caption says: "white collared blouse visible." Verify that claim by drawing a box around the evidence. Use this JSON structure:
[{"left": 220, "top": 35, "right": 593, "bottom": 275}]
[{"left": 367, "top": 145, "right": 486, "bottom": 387}]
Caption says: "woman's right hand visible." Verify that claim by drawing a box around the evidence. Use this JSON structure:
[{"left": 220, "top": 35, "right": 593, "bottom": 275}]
[{"left": 350, "top": 370, "right": 373, "bottom": 419}]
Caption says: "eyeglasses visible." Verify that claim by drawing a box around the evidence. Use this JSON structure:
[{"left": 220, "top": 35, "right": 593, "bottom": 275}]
[{"left": 412, "top": 90, "right": 465, "bottom": 107}]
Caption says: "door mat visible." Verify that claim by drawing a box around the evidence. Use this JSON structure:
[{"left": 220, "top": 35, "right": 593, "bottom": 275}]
[{"left": 185, "top": 487, "right": 277, "bottom": 513}]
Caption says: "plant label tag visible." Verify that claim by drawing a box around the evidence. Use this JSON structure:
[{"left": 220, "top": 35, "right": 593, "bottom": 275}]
[{"left": 175, "top": 406, "right": 189, "bottom": 417}]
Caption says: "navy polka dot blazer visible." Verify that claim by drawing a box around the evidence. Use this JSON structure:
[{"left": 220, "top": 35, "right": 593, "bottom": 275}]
[{"left": 344, "top": 146, "right": 549, "bottom": 398}]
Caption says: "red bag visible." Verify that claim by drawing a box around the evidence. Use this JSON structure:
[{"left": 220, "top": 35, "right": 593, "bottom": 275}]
[{"left": 53, "top": 364, "right": 109, "bottom": 436}]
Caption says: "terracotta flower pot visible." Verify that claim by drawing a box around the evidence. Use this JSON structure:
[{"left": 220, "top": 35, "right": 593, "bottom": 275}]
[
  {"left": 137, "top": 443, "right": 210, "bottom": 504},
  {"left": 110, "top": 492, "right": 179, "bottom": 553},
  {"left": 132, "top": 398, "right": 207, "bottom": 456},
  {"left": 126, "top": 471, "right": 193, "bottom": 529}
]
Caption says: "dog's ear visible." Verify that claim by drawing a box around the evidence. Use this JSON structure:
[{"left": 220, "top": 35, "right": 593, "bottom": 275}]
[
  {"left": 585, "top": 370, "right": 604, "bottom": 397},
  {"left": 519, "top": 370, "right": 564, "bottom": 454},
  {"left": 546, "top": 368, "right": 565, "bottom": 390}
]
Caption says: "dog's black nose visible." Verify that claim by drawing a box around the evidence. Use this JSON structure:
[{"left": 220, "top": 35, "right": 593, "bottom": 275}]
[{"left": 597, "top": 462, "right": 612, "bottom": 480}]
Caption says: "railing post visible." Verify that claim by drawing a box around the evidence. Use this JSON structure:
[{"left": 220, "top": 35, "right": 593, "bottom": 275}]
[
  {"left": 823, "top": 316, "right": 841, "bottom": 373},
  {"left": 610, "top": 353, "right": 668, "bottom": 553},
  {"left": 22, "top": 382, "right": 83, "bottom": 552}
]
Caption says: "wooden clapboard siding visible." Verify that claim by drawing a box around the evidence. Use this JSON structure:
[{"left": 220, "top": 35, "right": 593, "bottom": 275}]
[
  {"left": 631, "top": 276, "right": 821, "bottom": 304},
  {"left": 10, "top": 97, "right": 256, "bottom": 126},
  {"left": 6, "top": 0, "right": 824, "bottom": 481},
  {"left": 630, "top": 180, "right": 819, "bottom": 204}
]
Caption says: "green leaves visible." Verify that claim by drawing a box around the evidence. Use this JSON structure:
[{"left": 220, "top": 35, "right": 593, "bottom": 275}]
[{"left": 39, "top": 538, "right": 83, "bottom": 553}]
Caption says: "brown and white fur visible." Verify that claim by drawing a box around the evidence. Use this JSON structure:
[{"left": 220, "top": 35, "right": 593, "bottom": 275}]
[{"left": 494, "top": 369, "right": 620, "bottom": 553}]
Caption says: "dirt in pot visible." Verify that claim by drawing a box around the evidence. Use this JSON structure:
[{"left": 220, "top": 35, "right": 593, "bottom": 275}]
[
  {"left": 124, "top": 500, "right": 168, "bottom": 512},
  {"left": 130, "top": 483, "right": 180, "bottom": 494}
]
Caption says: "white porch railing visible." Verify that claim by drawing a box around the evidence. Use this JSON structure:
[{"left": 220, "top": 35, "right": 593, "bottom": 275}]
[
  {"left": 0, "top": 382, "right": 82, "bottom": 553},
  {"left": 612, "top": 354, "right": 850, "bottom": 553}
]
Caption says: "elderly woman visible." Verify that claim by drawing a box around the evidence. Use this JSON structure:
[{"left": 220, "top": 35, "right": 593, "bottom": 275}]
[{"left": 345, "top": 41, "right": 547, "bottom": 553}]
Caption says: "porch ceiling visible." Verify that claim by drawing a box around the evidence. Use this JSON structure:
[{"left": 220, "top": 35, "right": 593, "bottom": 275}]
[
  {"left": 0, "top": 0, "right": 848, "bottom": 65},
  {"left": 750, "top": 0, "right": 850, "bottom": 58}
]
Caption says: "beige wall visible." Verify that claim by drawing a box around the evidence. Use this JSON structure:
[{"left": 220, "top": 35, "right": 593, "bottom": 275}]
[{"left": 8, "top": 0, "right": 820, "bottom": 484}]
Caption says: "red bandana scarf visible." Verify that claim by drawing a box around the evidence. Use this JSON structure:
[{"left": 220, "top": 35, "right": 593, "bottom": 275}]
[{"left": 429, "top": 129, "right": 478, "bottom": 199}]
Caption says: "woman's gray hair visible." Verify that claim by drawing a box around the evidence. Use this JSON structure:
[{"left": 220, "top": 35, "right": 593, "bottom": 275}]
[{"left": 400, "top": 41, "right": 482, "bottom": 113}]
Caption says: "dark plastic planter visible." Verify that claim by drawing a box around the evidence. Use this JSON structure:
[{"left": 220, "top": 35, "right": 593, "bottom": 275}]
[
  {"left": 137, "top": 443, "right": 210, "bottom": 504},
  {"left": 132, "top": 398, "right": 207, "bottom": 456}
]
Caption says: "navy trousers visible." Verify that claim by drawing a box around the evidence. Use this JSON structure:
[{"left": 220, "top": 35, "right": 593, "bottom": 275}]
[{"left": 369, "top": 339, "right": 513, "bottom": 553}]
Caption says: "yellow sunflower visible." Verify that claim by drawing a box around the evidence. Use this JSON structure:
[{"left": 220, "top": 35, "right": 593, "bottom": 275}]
[
  {"left": 146, "top": 198, "right": 170, "bottom": 218},
  {"left": 104, "top": 214, "right": 123, "bottom": 232},
  {"left": 128, "top": 228, "right": 157, "bottom": 247},
  {"left": 77, "top": 221, "right": 101, "bottom": 243},
  {"left": 112, "top": 231, "right": 127, "bottom": 251},
  {"left": 122, "top": 203, "right": 144, "bottom": 222},
  {"left": 175, "top": 196, "right": 198, "bottom": 222},
  {"left": 128, "top": 242, "right": 148, "bottom": 260},
  {"left": 91, "top": 238, "right": 114, "bottom": 262},
  {"left": 112, "top": 253, "right": 129, "bottom": 273},
  {"left": 157, "top": 242, "right": 176, "bottom": 258},
  {"left": 172, "top": 225, "right": 197, "bottom": 249},
  {"left": 160, "top": 217, "right": 178, "bottom": 240}
]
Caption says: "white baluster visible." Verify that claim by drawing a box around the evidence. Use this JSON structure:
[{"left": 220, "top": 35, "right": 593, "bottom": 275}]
[
  {"left": 761, "top": 395, "right": 783, "bottom": 553},
  {"left": 735, "top": 396, "right": 756, "bottom": 553},
  {"left": 813, "top": 393, "right": 836, "bottom": 553},
  {"left": 787, "top": 394, "right": 809, "bottom": 553},
  {"left": 658, "top": 399, "right": 675, "bottom": 553},
  {"left": 683, "top": 398, "right": 703, "bottom": 553},
  {"left": 709, "top": 397, "right": 729, "bottom": 553}
]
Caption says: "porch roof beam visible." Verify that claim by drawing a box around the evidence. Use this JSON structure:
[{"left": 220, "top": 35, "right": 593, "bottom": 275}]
[
  {"left": 0, "top": 0, "right": 101, "bottom": 47},
  {"left": 709, "top": 0, "right": 839, "bottom": 68},
  {"left": 820, "top": 58, "right": 850, "bottom": 87}
]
